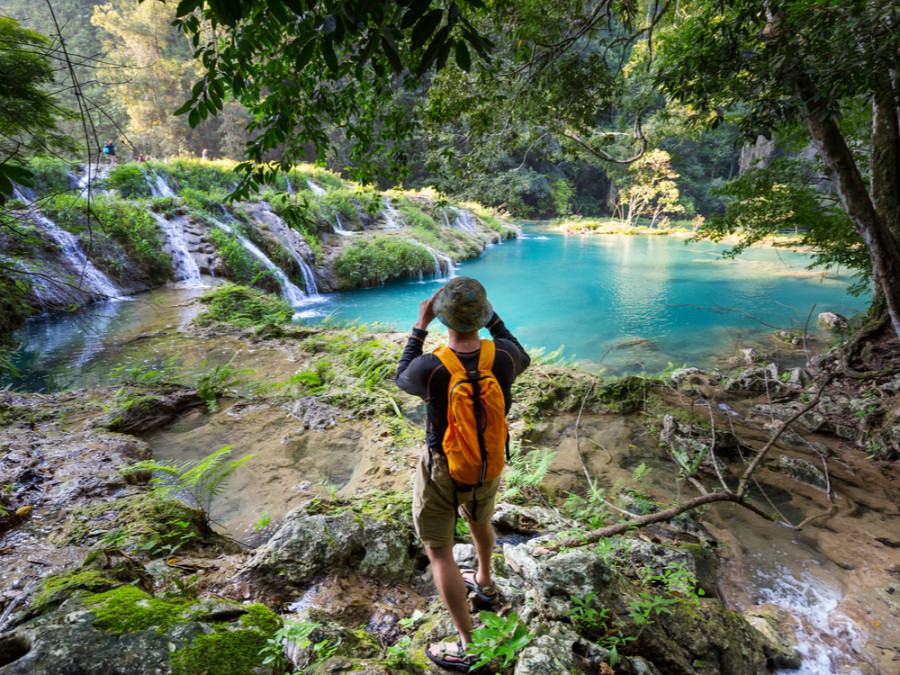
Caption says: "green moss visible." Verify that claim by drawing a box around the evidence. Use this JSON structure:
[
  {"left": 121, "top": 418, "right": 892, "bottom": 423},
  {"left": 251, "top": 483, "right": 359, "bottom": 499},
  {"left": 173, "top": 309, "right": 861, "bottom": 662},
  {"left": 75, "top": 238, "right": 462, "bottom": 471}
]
[
  {"left": 332, "top": 236, "right": 435, "bottom": 288},
  {"left": 170, "top": 625, "right": 270, "bottom": 675},
  {"left": 31, "top": 567, "right": 134, "bottom": 615},
  {"left": 62, "top": 493, "right": 208, "bottom": 552},
  {"left": 87, "top": 586, "right": 193, "bottom": 634},
  {"left": 239, "top": 603, "right": 281, "bottom": 633}
]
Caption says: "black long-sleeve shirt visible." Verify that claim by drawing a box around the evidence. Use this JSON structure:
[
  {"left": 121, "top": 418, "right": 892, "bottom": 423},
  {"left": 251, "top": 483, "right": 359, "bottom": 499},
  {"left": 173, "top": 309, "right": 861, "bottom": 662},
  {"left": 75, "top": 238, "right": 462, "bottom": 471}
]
[{"left": 395, "top": 313, "right": 530, "bottom": 454}]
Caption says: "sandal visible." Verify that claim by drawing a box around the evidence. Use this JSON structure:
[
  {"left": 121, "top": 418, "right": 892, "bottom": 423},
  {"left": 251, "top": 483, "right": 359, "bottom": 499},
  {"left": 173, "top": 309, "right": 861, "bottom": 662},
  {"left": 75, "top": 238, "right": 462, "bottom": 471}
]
[
  {"left": 460, "top": 566, "right": 498, "bottom": 603},
  {"left": 426, "top": 639, "right": 477, "bottom": 672}
]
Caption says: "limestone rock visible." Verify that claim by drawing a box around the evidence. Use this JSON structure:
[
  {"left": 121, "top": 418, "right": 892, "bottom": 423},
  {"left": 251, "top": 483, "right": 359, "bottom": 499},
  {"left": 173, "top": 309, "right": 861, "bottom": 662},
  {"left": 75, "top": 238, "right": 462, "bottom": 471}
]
[
  {"left": 668, "top": 368, "right": 721, "bottom": 389},
  {"left": 103, "top": 389, "right": 205, "bottom": 435},
  {"left": 289, "top": 396, "right": 343, "bottom": 431},
  {"left": 817, "top": 312, "right": 848, "bottom": 329},
  {"left": 725, "top": 363, "right": 780, "bottom": 392},
  {"left": 492, "top": 503, "right": 570, "bottom": 535},
  {"left": 0, "top": 590, "right": 275, "bottom": 675},
  {"left": 778, "top": 456, "right": 828, "bottom": 490},
  {"left": 240, "top": 504, "right": 423, "bottom": 593},
  {"left": 743, "top": 604, "right": 802, "bottom": 669}
]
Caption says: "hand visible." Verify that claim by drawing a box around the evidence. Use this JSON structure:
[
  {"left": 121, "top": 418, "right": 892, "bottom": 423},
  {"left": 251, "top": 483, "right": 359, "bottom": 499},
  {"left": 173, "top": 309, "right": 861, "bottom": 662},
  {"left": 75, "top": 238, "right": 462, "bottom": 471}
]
[{"left": 414, "top": 288, "right": 442, "bottom": 330}]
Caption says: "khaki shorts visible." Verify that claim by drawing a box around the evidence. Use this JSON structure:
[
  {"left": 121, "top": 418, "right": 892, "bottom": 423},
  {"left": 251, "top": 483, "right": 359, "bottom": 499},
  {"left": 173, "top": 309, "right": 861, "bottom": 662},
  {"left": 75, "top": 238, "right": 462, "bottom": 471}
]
[{"left": 413, "top": 448, "right": 501, "bottom": 549}]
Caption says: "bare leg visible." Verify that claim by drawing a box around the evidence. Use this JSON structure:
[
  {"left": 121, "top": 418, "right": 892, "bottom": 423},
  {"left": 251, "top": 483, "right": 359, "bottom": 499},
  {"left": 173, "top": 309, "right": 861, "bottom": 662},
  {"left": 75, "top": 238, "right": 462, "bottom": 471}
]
[
  {"left": 467, "top": 520, "right": 496, "bottom": 588},
  {"left": 426, "top": 544, "right": 473, "bottom": 647}
]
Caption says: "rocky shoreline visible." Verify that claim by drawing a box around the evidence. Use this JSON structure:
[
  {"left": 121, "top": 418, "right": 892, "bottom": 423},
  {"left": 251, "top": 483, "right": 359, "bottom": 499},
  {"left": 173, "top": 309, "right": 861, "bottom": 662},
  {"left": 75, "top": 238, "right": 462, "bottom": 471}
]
[{"left": 2, "top": 308, "right": 899, "bottom": 673}]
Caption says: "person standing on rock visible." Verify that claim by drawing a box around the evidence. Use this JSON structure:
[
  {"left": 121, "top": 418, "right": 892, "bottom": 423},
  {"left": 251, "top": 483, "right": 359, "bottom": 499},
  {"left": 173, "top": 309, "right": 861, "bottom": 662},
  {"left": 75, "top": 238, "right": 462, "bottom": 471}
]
[{"left": 395, "top": 277, "right": 530, "bottom": 671}]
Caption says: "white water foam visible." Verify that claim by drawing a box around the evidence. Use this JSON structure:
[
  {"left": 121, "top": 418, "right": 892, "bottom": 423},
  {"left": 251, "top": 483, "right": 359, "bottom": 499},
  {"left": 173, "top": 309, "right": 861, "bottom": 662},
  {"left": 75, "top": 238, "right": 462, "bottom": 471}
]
[
  {"left": 748, "top": 555, "right": 866, "bottom": 675},
  {"left": 306, "top": 179, "right": 327, "bottom": 196},
  {"left": 211, "top": 218, "right": 307, "bottom": 306},
  {"left": 149, "top": 212, "right": 204, "bottom": 287}
]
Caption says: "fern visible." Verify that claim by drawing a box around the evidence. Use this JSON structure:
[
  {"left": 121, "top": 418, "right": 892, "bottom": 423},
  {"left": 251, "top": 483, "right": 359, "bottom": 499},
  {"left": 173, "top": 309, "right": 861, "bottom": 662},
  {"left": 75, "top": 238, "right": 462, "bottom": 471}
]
[
  {"left": 122, "top": 446, "right": 253, "bottom": 529},
  {"left": 501, "top": 442, "right": 558, "bottom": 501}
]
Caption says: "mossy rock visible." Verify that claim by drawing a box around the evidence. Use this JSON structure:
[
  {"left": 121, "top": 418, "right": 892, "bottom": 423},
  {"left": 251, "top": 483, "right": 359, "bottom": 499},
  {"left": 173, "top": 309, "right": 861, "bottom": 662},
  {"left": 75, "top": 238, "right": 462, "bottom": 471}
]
[
  {"left": 28, "top": 560, "right": 144, "bottom": 617},
  {"left": 59, "top": 492, "right": 239, "bottom": 556},
  {"left": 0, "top": 586, "right": 281, "bottom": 675}
]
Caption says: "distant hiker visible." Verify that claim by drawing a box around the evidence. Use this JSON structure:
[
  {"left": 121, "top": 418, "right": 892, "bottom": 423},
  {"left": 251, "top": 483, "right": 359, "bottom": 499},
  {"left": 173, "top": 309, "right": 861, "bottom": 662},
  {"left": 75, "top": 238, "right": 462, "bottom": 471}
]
[
  {"left": 136, "top": 154, "right": 146, "bottom": 163},
  {"left": 396, "top": 277, "right": 530, "bottom": 672},
  {"left": 201, "top": 148, "right": 208, "bottom": 160},
  {"left": 103, "top": 141, "right": 116, "bottom": 165}
]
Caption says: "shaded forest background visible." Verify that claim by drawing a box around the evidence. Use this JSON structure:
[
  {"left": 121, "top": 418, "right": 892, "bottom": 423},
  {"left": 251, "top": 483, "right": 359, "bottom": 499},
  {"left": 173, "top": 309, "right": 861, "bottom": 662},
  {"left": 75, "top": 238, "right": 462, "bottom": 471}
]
[{"left": 0, "top": 0, "right": 742, "bottom": 219}]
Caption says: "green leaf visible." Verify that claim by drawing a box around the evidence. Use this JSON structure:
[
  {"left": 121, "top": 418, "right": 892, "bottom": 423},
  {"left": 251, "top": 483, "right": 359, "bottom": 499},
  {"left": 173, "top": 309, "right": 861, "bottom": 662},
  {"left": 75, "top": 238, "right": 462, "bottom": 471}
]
[
  {"left": 401, "top": 0, "right": 432, "bottom": 30},
  {"left": 411, "top": 9, "right": 443, "bottom": 52},
  {"left": 381, "top": 31, "right": 403, "bottom": 73},
  {"left": 417, "top": 24, "right": 450, "bottom": 73},
  {"left": 295, "top": 39, "right": 317, "bottom": 70},
  {"left": 322, "top": 37, "right": 339, "bottom": 71}
]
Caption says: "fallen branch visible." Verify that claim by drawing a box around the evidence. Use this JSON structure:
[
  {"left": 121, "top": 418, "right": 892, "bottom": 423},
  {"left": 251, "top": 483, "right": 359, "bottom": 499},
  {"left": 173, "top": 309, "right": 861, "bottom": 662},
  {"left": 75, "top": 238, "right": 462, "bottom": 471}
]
[{"left": 534, "top": 375, "right": 835, "bottom": 555}]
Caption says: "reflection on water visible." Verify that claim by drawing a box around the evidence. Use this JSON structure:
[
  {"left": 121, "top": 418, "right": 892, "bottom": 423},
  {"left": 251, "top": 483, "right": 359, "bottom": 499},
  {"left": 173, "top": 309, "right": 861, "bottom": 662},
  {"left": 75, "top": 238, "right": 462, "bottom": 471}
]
[
  {"left": 6, "top": 288, "right": 208, "bottom": 392},
  {"left": 8, "top": 227, "right": 866, "bottom": 391},
  {"left": 324, "top": 226, "right": 865, "bottom": 374}
]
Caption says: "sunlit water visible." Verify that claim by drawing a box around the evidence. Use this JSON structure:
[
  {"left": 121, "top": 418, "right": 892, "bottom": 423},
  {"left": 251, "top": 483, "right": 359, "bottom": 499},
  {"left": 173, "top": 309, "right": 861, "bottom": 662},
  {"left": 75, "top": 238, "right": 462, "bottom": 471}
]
[
  {"left": 8, "top": 227, "right": 866, "bottom": 391},
  {"left": 323, "top": 226, "right": 865, "bottom": 374}
]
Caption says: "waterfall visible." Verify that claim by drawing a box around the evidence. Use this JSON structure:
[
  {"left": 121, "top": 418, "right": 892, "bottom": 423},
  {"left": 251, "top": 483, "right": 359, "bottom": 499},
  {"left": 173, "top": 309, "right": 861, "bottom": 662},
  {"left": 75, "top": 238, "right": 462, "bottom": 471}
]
[
  {"left": 149, "top": 212, "right": 203, "bottom": 286},
  {"left": 404, "top": 238, "right": 454, "bottom": 278},
  {"left": 146, "top": 173, "right": 176, "bottom": 198},
  {"left": 382, "top": 197, "right": 403, "bottom": 230},
  {"left": 332, "top": 213, "right": 354, "bottom": 236},
  {"left": 13, "top": 195, "right": 123, "bottom": 300},
  {"left": 76, "top": 164, "right": 109, "bottom": 197},
  {"left": 210, "top": 218, "right": 308, "bottom": 306},
  {"left": 306, "top": 179, "right": 327, "bottom": 196},
  {"left": 285, "top": 176, "right": 293, "bottom": 195},
  {"left": 247, "top": 205, "right": 320, "bottom": 296},
  {"left": 453, "top": 208, "right": 481, "bottom": 235}
]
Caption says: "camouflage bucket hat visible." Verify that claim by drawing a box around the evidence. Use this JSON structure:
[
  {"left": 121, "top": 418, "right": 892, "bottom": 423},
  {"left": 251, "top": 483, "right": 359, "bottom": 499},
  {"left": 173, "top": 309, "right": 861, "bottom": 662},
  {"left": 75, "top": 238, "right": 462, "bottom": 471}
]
[{"left": 434, "top": 277, "right": 493, "bottom": 332}]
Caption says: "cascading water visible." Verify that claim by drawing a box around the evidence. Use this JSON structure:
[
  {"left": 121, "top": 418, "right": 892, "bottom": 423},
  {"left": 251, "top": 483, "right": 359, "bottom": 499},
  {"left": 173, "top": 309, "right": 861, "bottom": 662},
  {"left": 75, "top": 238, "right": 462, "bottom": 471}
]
[
  {"left": 453, "top": 208, "right": 480, "bottom": 235},
  {"left": 210, "top": 218, "right": 307, "bottom": 306},
  {"left": 76, "top": 164, "right": 109, "bottom": 197},
  {"left": 285, "top": 177, "right": 293, "bottom": 195},
  {"left": 13, "top": 190, "right": 122, "bottom": 301},
  {"left": 247, "top": 205, "right": 320, "bottom": 297},
  {"left": 382, "top": 197, "right": 403, "bottom": 230},
  {"left": 306, "top": 179, "right": 327, "bottom": 196},
  {"left": 332, "top": 213, "right": 354, "bottom": 236},
  {"left": 146, "top": 173, "right": 176, "bottom": 198},
  {"left": 403, "top": 238, "right": 454, "bottom": 278},
  {"left": 149, "top": 212, "right": 204, "bottom": 286}
]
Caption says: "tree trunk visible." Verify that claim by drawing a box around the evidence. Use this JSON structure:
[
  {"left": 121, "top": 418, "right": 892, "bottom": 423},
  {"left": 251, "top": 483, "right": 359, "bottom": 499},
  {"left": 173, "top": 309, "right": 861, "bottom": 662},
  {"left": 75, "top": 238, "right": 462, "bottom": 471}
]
[{"left": 793, "top": 73, "right": 900, "bottom": 340}]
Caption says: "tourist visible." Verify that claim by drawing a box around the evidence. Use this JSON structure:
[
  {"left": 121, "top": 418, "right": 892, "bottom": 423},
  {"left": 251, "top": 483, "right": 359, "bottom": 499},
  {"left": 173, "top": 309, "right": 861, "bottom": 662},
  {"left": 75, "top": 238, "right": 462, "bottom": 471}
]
[
  {"left": 136, "top": 154, "right": 146, "bottom": 163},
  {"left": 395, "top": 277, "right": 530, "bottom": 672},
  {"left": 201, "top": 148, "right": 208, "bottom": 160},
  {"left": 103, "top": 141, "right": 116, "bottom": 165}
]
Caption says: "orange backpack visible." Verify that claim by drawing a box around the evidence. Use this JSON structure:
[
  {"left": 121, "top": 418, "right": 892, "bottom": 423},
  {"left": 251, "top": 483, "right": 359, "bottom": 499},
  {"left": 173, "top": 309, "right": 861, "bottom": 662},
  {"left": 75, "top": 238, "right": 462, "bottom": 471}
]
[{"left": 433, "top": 340, "right": 508, "bottom": 486}]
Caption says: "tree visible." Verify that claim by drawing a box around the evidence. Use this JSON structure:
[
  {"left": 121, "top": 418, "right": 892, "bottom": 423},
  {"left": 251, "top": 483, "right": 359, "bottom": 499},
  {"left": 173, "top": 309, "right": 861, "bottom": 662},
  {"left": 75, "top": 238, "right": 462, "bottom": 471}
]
[
  {"left": 611, "top": 149, "right": 683, "bottom": 226},
  {"left": 0, "top": 17, "right": 74, "bottom": 202},
  {"left": 654, "top": 0, "right": 900, "bottom": 337}
]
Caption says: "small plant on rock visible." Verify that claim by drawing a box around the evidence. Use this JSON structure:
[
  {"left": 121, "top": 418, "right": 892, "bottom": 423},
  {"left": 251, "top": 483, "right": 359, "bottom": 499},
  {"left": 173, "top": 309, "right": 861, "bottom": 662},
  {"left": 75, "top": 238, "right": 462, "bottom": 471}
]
[
  {"left": 467, "top": 610, "right": 532, "bottom": 670},
  {"left": 122, "top": 446, "right": 252, "bottom": 532}
]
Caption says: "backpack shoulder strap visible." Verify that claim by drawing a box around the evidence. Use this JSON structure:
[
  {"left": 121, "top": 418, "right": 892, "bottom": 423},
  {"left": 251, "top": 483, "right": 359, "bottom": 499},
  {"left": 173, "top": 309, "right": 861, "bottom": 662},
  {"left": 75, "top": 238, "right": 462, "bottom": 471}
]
[
  {"left": 477, "top": 339, "right": 495, "bottom": 371},
  {"left": 434, "top": 345, "right": 465, "bottom": 375}
]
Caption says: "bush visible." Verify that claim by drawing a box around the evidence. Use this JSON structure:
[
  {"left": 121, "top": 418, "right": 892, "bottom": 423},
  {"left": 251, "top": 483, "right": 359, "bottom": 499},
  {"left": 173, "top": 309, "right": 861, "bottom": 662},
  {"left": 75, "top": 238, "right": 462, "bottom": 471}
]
[
  {"left": 195, "top": 283, "right": 293, "bottom": 326},
  {"left": 151, "top": 159, "right": 238, "bottom": 193},
  {"left": 107, "top": 164, "right": 152, "bottom": 199},
  {"left": 333, "top": 237, "right": 434, "bottom": 287},
  {"left": 27, "top": 156, "right": 71, "bottom": 196},
  {"left": 39, "top": 194, "right": 172, "bottom": 284},
  {"left": 207, "top": 227, "right": 279, "bottom": 293}
]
